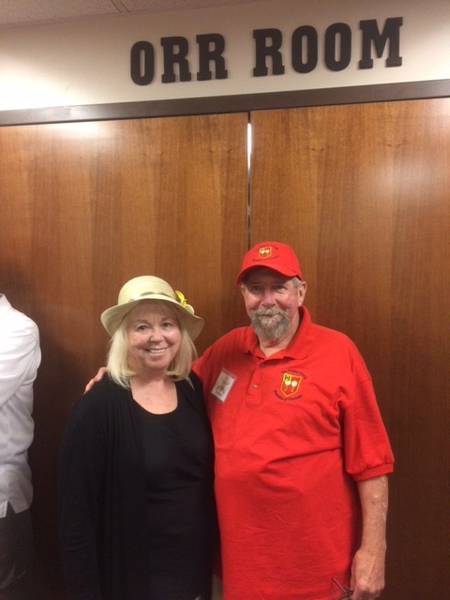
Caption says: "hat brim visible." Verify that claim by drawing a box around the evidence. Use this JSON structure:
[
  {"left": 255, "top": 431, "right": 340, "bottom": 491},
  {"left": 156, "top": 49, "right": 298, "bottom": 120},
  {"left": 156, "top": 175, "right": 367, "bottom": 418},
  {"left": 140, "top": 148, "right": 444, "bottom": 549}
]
[
  {"left": 236, "top": 265, "right": 300, "bottom": 284},
  {"left": 101, "top": 295, "right": 204, "bottom": 340}
]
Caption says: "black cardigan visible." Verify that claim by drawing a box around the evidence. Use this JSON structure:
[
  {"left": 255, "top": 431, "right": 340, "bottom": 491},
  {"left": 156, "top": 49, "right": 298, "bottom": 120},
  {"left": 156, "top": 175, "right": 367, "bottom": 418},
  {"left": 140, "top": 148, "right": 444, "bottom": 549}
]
[{"left": 58, "top": 373, "right": 214, "bottom": 600}]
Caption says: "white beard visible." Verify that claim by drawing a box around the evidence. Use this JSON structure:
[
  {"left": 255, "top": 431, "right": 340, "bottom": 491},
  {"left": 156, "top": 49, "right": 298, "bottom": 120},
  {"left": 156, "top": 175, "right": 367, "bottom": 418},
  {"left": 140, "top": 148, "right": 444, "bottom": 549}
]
[{"left": 250, "top": 308, "right": 290, "bottom": 342}]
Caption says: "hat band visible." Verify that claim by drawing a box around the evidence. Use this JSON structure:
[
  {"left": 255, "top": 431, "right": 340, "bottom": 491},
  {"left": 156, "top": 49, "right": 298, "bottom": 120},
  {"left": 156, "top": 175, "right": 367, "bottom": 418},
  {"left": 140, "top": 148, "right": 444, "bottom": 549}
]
[
  {"left": 129, "top": 289, "right": 195, "bottom": 316},
  {"left": 131, "top": 291, "right": 175, "bottom": 302}
]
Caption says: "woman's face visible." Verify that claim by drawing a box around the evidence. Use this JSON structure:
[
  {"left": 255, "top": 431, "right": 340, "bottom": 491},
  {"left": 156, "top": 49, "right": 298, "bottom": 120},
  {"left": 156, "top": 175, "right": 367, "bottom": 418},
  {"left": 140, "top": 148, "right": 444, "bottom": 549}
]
[{"left": 126, "top": 301, "right": 182, "bottom": 377}]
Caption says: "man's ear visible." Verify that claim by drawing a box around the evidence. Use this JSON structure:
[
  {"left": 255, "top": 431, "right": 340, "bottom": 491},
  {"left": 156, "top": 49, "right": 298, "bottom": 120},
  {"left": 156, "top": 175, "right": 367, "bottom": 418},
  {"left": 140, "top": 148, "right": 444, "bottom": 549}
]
[{"left": 298, "top": 281, "right": 307, "bottom": 307}]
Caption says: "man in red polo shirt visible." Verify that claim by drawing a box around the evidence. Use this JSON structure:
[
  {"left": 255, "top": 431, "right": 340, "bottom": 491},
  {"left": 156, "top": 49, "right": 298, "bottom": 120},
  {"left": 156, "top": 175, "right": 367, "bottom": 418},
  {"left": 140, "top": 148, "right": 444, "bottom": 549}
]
[{"left": 193, "top": 241, "right": 393, "bottom": 600}]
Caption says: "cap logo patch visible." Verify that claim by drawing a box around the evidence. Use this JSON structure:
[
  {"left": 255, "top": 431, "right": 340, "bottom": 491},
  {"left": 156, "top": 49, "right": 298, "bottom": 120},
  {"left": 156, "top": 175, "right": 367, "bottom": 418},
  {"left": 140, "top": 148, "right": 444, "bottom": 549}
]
[
  {"left": 258, "top": 246, "right": 273, "bottom": 260},
  {"left": 280, "top": 372, "right": 303, "bottom": 398}
]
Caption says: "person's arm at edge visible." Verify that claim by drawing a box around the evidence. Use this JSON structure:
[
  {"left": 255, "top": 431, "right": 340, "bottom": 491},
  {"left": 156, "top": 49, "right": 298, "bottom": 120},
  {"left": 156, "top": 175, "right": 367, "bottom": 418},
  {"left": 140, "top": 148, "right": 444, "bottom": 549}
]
[
  {"left": 0, "top": 323, "right": 40, "bottom": 407},
  {"left": 350, "top": 475, "right": 389, "bottom": 600}
]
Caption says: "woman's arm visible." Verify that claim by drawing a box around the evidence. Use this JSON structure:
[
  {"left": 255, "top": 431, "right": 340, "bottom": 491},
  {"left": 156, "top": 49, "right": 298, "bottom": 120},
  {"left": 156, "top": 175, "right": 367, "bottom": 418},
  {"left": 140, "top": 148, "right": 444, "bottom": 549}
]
[{"left": 59, "top": 397, "right": 105, "bottom": 599}]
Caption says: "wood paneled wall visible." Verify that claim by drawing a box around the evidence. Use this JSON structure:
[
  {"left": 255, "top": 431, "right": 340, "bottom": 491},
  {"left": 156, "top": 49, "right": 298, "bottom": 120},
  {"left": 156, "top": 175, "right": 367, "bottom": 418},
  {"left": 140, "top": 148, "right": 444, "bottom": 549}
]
[
  {"left": 0, "top": 99, "right": 449, "bottom": 598},
  {"left": 0, "top": 114, "right": 249, "bottom": 597},
  {"left": 250, "top": 99, "right": 450, "bottom": 599}
]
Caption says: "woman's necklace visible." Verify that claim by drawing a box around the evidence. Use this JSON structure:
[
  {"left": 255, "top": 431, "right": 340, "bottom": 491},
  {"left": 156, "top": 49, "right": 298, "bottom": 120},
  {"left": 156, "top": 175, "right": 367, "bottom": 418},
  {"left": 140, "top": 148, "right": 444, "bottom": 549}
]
[{"left": 131, "top": 377, "right": 177, "bottom": 414}]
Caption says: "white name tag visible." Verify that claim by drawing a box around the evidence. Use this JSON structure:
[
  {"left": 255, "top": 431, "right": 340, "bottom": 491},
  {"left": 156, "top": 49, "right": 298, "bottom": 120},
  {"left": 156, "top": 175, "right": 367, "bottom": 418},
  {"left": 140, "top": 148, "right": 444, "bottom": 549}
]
[{"left": 211, "top": 369, "right": 236, "bottom": 402}]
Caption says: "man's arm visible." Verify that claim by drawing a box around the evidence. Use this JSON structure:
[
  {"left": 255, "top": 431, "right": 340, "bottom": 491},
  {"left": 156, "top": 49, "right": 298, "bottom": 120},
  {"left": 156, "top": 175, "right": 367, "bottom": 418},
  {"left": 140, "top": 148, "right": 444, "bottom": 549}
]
[
  {"left": 351, "top": 475, "right": 389, "bottom": 600},
  {"left": 0, "top": 323, "right": 40, "bottom": 407},
  {"left": 84, "top": 367, "right": 108, "bottom": 393}
]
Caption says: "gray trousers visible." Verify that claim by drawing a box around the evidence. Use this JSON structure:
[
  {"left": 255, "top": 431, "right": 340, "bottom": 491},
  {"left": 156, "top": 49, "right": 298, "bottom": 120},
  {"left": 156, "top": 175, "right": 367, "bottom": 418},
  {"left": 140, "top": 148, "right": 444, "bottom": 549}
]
[{"left": 0, "top": 504, "right": 34, "bottom": 600}]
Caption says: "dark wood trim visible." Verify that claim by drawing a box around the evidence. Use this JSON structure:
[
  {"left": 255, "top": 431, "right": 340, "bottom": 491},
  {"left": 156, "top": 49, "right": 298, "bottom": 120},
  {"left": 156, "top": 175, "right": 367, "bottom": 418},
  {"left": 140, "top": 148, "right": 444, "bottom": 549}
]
[{"left": 2, "top": 79, "right": 450, "bottom": 126}]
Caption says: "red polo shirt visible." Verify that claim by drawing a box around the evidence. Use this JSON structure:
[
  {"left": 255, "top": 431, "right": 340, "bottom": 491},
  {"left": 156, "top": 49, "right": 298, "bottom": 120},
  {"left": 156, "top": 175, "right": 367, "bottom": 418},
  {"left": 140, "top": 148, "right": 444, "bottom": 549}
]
[{"left": 193, "top": 307, "right": 393, "bottom": 600}]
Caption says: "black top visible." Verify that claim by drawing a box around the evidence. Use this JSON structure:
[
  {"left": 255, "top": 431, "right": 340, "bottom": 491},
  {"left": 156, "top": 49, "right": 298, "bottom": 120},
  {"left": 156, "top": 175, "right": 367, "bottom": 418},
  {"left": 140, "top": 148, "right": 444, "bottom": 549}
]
[
  {"left": 138, "top": 390, "right": 216, "bottom": 598},
  {"left": 59, "top": 373, "right": 216, "bottom": 600}
]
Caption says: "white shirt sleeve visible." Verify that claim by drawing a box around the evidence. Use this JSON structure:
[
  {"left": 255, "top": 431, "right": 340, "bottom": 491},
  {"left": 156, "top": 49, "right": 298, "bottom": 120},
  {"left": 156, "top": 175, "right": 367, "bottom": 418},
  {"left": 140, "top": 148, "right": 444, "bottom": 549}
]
[
  {"left": 0, "top": 295, "right": 41, "bottom": 514},
  {"left": 0, "top": 319, "right": 40, "bottom": 408}
]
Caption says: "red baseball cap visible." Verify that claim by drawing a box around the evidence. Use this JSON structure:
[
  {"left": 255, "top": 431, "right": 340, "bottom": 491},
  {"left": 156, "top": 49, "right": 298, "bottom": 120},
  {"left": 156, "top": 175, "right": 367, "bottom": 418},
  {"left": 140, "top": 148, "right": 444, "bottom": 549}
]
[{"left": 235, "top": 241, "right": 302, "bottom": 283}]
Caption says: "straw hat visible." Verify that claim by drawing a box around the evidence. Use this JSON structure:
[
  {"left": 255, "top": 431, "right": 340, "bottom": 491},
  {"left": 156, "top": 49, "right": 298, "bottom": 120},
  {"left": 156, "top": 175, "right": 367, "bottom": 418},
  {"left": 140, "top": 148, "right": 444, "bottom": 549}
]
[{"left": 100, "top": 275, "right": 204, "bottom": 340}]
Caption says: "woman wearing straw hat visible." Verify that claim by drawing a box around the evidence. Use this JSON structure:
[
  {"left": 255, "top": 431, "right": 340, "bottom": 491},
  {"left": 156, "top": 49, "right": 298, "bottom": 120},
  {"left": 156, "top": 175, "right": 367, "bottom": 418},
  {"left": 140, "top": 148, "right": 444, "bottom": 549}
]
[{"left": 59, "top": 276, "right": 216, "bottom": 600}]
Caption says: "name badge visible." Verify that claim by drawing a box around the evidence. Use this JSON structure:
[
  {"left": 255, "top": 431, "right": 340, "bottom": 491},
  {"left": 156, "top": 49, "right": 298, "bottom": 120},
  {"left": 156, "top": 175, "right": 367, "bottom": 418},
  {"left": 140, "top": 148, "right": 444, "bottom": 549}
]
[{"left": 211, "top": 369, "right": 236, "bottom": 402}]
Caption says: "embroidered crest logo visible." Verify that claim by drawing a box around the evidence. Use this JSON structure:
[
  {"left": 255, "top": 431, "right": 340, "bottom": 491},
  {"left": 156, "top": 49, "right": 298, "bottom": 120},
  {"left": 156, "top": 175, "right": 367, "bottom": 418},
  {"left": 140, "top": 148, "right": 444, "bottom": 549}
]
[
  {"left": 258, "top": 246, "right": 273, "bottom": 260},
  {"left": 280, "top": 372, "right": 303, "bottom": 398}
]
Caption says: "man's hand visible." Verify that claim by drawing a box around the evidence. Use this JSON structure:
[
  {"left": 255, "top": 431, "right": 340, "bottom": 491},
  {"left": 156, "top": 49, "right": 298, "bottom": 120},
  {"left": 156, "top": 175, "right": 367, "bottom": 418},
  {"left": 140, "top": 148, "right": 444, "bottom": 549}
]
[
  {"left": 84, "top": 366, "right": 108, "bottom": 392},
  {"left": 350, "top": 546, "right": 385, "bottom": 599}
]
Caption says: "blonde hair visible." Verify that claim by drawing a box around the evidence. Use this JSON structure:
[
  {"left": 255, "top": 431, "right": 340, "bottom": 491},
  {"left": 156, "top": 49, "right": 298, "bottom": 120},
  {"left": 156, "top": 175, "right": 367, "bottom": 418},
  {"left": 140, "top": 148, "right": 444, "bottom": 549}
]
[{"left": 106, "top": 300, "right": 197, "bottom": 388}]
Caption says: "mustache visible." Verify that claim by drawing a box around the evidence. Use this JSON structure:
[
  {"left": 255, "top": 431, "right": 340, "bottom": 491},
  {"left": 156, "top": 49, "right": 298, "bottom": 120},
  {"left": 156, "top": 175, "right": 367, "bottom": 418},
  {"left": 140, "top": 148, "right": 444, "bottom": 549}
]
[{"left": 252, "top": 307, "right": 286, "bottom": 318}]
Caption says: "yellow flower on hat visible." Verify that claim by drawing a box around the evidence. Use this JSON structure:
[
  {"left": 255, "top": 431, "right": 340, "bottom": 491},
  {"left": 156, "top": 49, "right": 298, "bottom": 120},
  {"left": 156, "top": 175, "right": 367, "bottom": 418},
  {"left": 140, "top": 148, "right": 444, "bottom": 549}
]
[
  {"left": 175, "top": 290, "right": 195, "bottom": 315},
  {"left": 175, "top": 290, "right": 187, "bottom": 306}
]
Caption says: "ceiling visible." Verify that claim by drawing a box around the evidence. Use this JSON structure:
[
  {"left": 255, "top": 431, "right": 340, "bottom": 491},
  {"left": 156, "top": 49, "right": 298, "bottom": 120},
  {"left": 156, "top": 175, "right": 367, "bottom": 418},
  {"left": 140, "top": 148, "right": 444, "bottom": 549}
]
[{"left": 0, "top": 0, "right": 266, "bottom": 28}]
